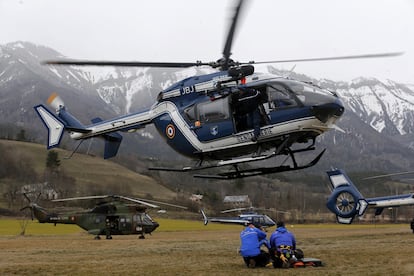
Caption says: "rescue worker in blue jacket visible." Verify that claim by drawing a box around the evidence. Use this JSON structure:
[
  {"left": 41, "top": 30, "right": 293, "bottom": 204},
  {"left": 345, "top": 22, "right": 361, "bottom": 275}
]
[
  {"left": 269, "top": 221, "right": 297, "bottom": 268},
  {"left": 239, "top": 222, "right": 270, "bottom": 268}
]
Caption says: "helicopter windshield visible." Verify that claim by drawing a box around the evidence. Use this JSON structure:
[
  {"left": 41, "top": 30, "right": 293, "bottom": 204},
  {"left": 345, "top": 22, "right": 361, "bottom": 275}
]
[
  {"left": 266, "top": 84, "right": 298, "bottom": 110},
  {"left": 134, "top": 214, "right": 154, "bottom": 225},
  {"left": 282, "top": 80, "right": 338, "bottom": 106},
  {"left": 143, "top": 214, "right": 154, "bottom": 223}
]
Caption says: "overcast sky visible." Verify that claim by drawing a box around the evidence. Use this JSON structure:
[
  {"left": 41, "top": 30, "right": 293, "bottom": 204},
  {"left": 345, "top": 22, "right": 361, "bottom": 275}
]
[{"left": 1, "top": 0, "right": 413, "bottom": 83}]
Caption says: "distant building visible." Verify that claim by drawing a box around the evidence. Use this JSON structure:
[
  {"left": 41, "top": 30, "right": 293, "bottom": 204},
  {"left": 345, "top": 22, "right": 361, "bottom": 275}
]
[
  {"left": 223, "top": 195, "right": 251, "bottom": 206},
  {"left": 190, "top": 194, "right": 203, "bottom": 202},
  {"left": 21, "top": 182, "right": 58, "bottom": 200}
]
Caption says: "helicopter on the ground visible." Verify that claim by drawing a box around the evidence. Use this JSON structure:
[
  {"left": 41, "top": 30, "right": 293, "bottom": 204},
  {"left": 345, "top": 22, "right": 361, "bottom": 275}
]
[
  {"left": 326, "top": 169, "right": 414, "bottom": 229},
  {"left": 34, "top": 0, "right": 401, "bottom": 179},
  {"left": 21, "top": 194, "right": 187, "bottom": 239},
  {"left": 200, "top": 207, "right": 283, "bottom": 230}
]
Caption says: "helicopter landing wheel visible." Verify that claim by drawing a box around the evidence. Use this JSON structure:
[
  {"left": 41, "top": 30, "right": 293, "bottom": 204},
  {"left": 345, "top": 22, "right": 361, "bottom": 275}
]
[
  {"left": 139, "top": 235, "right": 145, "bottom": 239},
  {"left": 94, "top": 235, "right": 101, "bottom": 240}
]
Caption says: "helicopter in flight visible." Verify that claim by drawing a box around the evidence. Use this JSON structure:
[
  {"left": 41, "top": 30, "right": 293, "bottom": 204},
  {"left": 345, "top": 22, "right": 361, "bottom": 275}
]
[
  {"left": 34, "top": 0, "right": 401, "bottom": 179},
  {"left": 200, "top": 207, "right": 281, "bottom": 230},
  {"left": 21, "top": 194, "right": 187, "bottom": 239}
]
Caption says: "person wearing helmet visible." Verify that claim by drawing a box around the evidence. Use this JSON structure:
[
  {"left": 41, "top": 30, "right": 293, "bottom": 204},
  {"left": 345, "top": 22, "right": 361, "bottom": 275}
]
[
  {"left": 269, "top": 221, "right": 297, "bottom": 268},
  {"left": 239, "top": 222, "right": 270, "bottom": 268}
]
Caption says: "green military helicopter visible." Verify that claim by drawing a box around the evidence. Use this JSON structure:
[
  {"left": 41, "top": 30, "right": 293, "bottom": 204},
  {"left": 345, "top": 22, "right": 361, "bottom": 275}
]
[{"left": 21, "top": 194, "right": 187, "bottom": 239}]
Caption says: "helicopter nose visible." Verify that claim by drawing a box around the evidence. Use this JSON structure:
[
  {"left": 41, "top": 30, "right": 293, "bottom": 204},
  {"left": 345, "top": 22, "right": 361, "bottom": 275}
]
[
  {"left": 153, "top": 221, "right": 160, "bottom": 230},
  {"left": 311, "top": 102, "right": 344, "bottom": 123}
]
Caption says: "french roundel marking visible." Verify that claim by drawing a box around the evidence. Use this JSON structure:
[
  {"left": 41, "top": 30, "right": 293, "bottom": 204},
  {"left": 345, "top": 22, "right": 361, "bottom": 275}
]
[{"left": 166, "top": 124, "right": 175, "bottom": 139}]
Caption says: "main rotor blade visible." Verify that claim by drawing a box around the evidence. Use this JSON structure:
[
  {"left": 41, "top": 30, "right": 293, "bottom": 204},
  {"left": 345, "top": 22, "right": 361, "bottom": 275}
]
[
  {"left": 52, "top": 195, "right": 109, "bottom": 202},
  {"left": 117, "top": 195, "right": 159, "bottom": 208},
  {"left": 221, "top": 207, "right": 249, "bottom": 213},
  {"left": 244, "top": 52, "right": 404, "bottom": 65},
  {"left": 363, "top": 170, "right": 414, "bottom": 180},
  {"left": 44, "top": 60, "right": 210, "bottom": 68},
  {"left": 23, "top": 193, "right": 31, "bottom": 203},
  {"left": 222, "top": 0, "right": 245, "bottom": 64},
  {"left": 133, "top": 197, "right": 188, "bottom": 210}
]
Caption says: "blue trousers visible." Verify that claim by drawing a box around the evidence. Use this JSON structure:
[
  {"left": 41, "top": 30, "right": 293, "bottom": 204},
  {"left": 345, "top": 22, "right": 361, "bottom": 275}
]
[{"left": 247, "top": 109, "right": 261, "bottom": 137}]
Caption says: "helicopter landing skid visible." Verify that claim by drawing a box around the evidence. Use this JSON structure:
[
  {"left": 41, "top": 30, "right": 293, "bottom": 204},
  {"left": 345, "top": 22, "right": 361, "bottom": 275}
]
[
  {"left": 193, "top": 149, "right": 326, "bottom": 180},
  {"left": 149, "top": 137, "right": 325, "bottom": 179},
  {"left": 149, "top": 138, "right": 290, "bottom": 174},
  {"left": 149, "top": 151, "right": 279, "bottom": 173}
]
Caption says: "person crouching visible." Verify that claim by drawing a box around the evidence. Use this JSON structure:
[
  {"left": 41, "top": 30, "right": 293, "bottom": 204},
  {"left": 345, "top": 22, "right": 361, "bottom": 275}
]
[
  {"left": 269, "top": 221, "right": 297, "bottom": 268},
  {"left": 239, "top": 222, "right": 270, "bottom": 268}
]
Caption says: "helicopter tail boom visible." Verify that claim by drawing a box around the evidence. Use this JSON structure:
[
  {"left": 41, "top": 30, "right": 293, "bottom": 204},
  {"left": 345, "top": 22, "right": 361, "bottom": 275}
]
[
  {"left": 35, "top": 93, "right": 154, "bottom": 158},
  {"left": 21, "top": 193, "right": 75, "bottom": 224}
]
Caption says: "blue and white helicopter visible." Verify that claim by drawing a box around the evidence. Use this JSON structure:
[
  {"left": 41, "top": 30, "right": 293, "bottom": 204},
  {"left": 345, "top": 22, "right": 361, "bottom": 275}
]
[
  {"left": 34, "top": 0, "right": 399, "bottom": 179},
  {"left": 326, "top": 169, "right": 414, "bottom": 224},
  {"left": 200, "top": 208, "right": 276, "bottom": 230}
]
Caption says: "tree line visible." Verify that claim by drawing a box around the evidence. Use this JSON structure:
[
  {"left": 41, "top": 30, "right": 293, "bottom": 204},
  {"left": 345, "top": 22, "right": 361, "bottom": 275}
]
[{"left": 0, "top": 141, "right": 76, "bottom": 212}]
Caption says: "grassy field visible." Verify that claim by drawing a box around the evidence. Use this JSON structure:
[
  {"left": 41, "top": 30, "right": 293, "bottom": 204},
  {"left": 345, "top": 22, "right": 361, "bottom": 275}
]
[{"left": 1, "top": 219, "right": 414, "bottom": 275}]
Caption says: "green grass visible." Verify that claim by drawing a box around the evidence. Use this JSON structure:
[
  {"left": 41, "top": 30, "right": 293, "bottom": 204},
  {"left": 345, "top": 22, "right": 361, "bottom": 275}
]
[
  {"left": 0, "top": 218, "right": 241, "bottom": 236},
  {"left": 0, "top": 219, "right": 80, "bottom": 236},
  {"left": 1, "top": 218, "right": 406, "bottom": 236}
]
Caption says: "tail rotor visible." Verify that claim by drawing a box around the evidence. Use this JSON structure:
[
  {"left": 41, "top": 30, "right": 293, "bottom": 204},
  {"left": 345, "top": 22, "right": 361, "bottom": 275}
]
[
  {"left": 47, "top": 92, "right": 65, "bottom": 112},
  {"left": 20, "top": 193, "right": 42, "bottom": 220},
  {"left": 326, "top": 169, "right": 369, "bottom": 224}
]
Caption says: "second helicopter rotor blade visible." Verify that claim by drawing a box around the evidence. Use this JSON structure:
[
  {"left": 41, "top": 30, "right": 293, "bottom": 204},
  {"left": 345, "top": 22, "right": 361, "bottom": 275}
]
[
  {"left": 244, "top": 52, "right": 404, "bottom": 65},
  {"left": 222, "top": 0, "right": 246, "bottom": 66},
  {"left": 43, "top": 60, "right": 210, "bottom": 68}
]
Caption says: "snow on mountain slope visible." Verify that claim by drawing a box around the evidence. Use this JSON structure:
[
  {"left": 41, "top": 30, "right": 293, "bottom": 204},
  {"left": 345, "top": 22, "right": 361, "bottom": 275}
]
[{"left": 337, "top": 78, "right": 414, "bottom": 135}]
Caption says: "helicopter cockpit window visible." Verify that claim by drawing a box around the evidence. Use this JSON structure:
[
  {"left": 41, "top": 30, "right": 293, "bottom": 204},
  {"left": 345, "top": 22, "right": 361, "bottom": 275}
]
[
  {"left": 197, "top": 97, "right": 230, "bottom": 123},
  {"left": 286, "top": 81, "right": 338, "bottom": 105},
  {"left": 133, "top": 214, "right": 141, "bottom": 223},
  {"left": 267, "top": 84, "right": 297, "bottom": 110},
  {"left": 142, "top": 215, "right": 153, "bottom": 225},
  {"left": 252, "top": 216, "right": 265, "bottom": 225}
]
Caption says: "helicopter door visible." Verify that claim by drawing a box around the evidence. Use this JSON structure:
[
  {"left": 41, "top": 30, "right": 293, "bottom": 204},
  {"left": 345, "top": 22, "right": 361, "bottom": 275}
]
[
  {"left": 265, "top": 84, "right": 301, "bottom": 123},
  {"left": 118, "top": 216, "right": 131, "bottom": 232},
  {"left": 232, "top": 87, "right": 269, "bottom": 133},
  {"left": 191, "top": 97, "right": 234, "bottom": 141},
  {"left": 105, "top": 215, "right": 119, "bottom": 233},
  {"left": 133, "top": 214, "right": 144, "bottom": 234}
]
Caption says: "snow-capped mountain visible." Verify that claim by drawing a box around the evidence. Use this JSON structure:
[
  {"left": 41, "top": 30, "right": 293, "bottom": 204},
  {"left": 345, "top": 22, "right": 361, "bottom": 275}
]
[
  {"left": 90, "top": 65, "right": 216, "bottom": 114},
  {"left": 1, "top": 41, "right": 414, "bottom": 172},
  {"left": 337, "top": 78, "right": 414, "bottom": 136}
]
